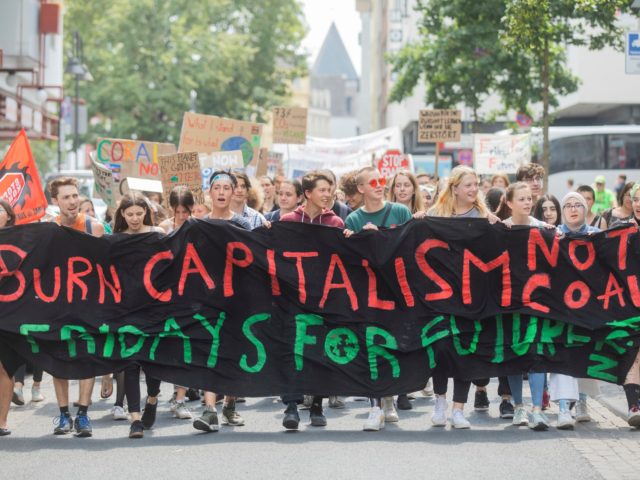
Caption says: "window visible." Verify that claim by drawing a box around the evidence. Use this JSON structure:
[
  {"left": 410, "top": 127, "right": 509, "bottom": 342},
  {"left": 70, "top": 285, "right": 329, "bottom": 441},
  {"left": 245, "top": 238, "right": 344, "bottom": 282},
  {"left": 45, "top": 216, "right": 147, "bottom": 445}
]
[
  {"left": 607, "top": 134, "right": 640, "bottom": 169},
  {"left": 549, "top": 135, "right": 605, "bottom": 174}
]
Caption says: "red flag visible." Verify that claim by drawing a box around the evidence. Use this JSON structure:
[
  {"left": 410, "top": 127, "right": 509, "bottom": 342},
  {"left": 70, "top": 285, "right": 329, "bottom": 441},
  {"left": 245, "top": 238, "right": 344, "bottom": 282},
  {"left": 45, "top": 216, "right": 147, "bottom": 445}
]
[{"left": 0, "top": 129, "right": 48, "bottom": 224}]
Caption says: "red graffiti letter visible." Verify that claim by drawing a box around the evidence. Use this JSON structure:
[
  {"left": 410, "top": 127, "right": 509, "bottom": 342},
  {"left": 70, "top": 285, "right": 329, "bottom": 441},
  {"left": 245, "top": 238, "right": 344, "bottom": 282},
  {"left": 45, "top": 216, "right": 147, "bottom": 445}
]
[
  {"left": 462, "top": 250, "right": 512, "bottom": 306},
  {"left": 564, "top": 280, "right": 590, "bottom": 309},
  {"left": 527, "top": 229, "right": 559, "bottom": 271},
  {"left": 223, "top": 242, "right": 253, "bottom": 297},
  {"left": 415, "top": 239, "right": 453, "bottom": 301},
  {"left": 67, "top": 257, "right": 93, "bottom": 302},
  {"left": 282, "top": 251, "right": 319, "bottom": 304},
  {"left": 97, "top": 264, "right": 122, "bottom": 304},
  {"left": 362, "top": 259, "right": 395, "bottom": 310},
  {"left": 178, "top": 243, "right": 215, "bottom": 296},
  {"left": 627, "top": 275, "right": 640, "bottom": 307},
  {"left": 266, "top": 249, "right": 281, "bottom": 296},
  {"left": 568, "top": 240, "right": 595, "bottom": 271},
  {"left": 394, "top": 257, "right": 415, "bottom": 307},
  {"left": 143, "top": 250, "right": 174, "bottom": 302},
  {"left": 608, "top": 226, "right": 635, "bottom": 271},
  {"left": 522, "top": 273, "right": 551, "bottom": 314},
  {"left": 0, "top": 245, "right": 27, "bottom": 302},
  {"left": 319, "top": 254, "right": 358, "bottom": 310},
  {"left": 34, "top": 267, "right": 61, "bottom": 303},
  {"left": 597, "top": 273, "right": 626, "bottom": 310}
]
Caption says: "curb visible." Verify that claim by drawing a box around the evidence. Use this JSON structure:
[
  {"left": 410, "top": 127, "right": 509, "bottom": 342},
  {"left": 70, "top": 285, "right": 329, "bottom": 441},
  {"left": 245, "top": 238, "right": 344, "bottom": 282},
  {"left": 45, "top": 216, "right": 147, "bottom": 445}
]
[{"left": 595, "top": 394, "right": 628, "bottom": 422}]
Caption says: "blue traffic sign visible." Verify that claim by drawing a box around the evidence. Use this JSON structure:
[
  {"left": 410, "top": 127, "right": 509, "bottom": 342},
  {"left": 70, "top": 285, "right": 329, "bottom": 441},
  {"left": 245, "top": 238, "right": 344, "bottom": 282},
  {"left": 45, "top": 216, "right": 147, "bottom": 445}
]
[{"left": 629, "top": 33, "right": 640, "bottom": 56}]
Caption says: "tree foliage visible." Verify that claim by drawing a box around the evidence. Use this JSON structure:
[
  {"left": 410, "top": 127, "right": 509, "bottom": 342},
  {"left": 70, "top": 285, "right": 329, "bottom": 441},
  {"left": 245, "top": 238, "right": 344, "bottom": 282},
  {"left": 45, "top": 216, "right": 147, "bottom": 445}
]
[{"left": 63, "top": 0, "right": 307, "bottom": 144}]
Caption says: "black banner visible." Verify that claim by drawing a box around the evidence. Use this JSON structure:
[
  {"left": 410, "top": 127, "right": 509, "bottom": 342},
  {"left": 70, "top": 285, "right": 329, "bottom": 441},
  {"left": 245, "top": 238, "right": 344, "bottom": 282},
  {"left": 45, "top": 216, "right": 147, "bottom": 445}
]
[{"left": 1, "top": 219, "right": 639, "bottom": 396}]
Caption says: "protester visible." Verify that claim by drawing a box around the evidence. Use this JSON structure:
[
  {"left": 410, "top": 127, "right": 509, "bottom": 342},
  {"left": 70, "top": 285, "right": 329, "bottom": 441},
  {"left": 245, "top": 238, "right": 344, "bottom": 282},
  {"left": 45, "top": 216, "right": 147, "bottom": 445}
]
[
  {"left": 532, "top": 194, "right": 561, "bottom": 226},
  {"left": 388, "top": 170, "right": 425, "bottom": 216},
  {"left": 12, "top": 363, "right": 44, "bottom": 405},
  {"left": 592, "top": 175, "right": 616, "bottom": 214},
  {"left": 480, "top": 178, "right": 491, "bottom": 196},
  {"left": 344, "top": 167, "right": 412, "bottom": 431},
  {"left": 614, "top": 174, "right": 627, "bottom": 197},
  {"left": 230, "top": 172, "right": 267, "bottom": 229},
  {"left": 319, "top": 169, "right": 352, "bottom": 221},
  {"left": 265, "top": 179, "right": 303, "bottom": 222},
  {"left": 159, "top": 186, "right": 195, "bottom": 233},
  {"left": 420, "top": 185, "right": 436, "bottom": 210},
  {"left": 193, "top": 202, "right": 211, "bottom": 219},
  {"left": 416, "top": 173, "right": 432, "bottom": 186},
  {"left": 427, "top": 165, "right": 500, "bottom": 429},
  {"left": 485, "top": 187, "right": 504, "bottom": 213},
  {"left": 259, "top": 176, "right": 278, "bottom": 214},
  {"left": 279, "top": 171, "right": 344, "bottom": 430},
  {"left": 600, "top": 182, "right": 635, "bottom": 228},
  {"left": 48, "top": 177, "right": 105, "bottom": 437},
  {"left": 339, "top": 169, "right": 364, "bottom": 210},
  {"left": 576, "top": 185, "right": 605, "bottom": 228},
  {"left": 490, "top": 173, "right": 509, "bottom": 189},
  {"left": 516, "top": 163, "right": 545, "bottom": 203},
  {"left": 193, "top": 171, "right": 251, "bottom": 433}
]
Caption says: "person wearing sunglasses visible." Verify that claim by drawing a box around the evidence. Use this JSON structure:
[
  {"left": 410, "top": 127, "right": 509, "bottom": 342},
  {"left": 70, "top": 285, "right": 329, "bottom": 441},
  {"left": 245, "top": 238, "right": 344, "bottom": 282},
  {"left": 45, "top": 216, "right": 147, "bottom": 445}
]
[{"left": 344, "top": 167, "right": 412, "bottom": 431}]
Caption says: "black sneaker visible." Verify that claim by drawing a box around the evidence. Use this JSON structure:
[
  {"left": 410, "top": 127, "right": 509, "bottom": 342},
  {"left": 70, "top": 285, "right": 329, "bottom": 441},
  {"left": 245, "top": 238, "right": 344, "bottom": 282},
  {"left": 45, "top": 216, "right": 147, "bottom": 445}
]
[
  {"left": 499, "top": 399, "right": 515, "bottom": 419},
  {"left": 474, "top": 390, "right": 490, "bottom": 411},
  {"left": 141, "top": 401, "right": 157, "bottom": 429},
  {"left": 129, "top": 420, "right": 144, "bottom": 439},
  {"left": 309, "top": 404, "right": 327, "bottom": 427},
  {"left": 282, "top": 403, "right": 300, "bottom": 430},
  {"left": 73, "top": 414, "right": 93, "bottom": 438},
  {"left": 186, "top": 388, "right": 201, "bottom": 402},
  {"left": 397, "top": 394, "right": 413, "bottom": 410}
]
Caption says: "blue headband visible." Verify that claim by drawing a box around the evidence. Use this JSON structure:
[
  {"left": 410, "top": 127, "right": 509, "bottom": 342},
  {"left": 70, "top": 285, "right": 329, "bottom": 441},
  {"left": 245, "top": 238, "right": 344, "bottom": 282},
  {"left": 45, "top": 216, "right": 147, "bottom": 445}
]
[{"left": 210, "top": 173, "right": 232, "bottom": 184}]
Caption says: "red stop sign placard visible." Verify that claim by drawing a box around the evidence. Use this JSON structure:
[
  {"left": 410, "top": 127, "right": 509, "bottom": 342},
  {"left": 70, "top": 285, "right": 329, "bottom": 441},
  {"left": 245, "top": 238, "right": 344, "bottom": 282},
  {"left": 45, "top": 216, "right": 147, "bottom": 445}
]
[{"left": 377, "top": 150, "right": 409, "bottom": 177}]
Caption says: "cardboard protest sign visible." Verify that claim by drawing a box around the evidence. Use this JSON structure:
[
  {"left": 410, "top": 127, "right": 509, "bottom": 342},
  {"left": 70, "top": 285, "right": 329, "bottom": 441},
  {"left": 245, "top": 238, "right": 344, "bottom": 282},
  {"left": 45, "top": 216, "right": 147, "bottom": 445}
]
[
  {"left": 178, "top": 112, "right": 263, "bottom": 170},
  {"left": 158, "top": 151, "right": 205, "bottom": 206},
  {"left": 272, "top": 107, "right": 307, "bottom": 144},
  {"left": 474, "top": 134, "right": 531, "bottom": 174},
  {"left": 199, "top": 150, "right": 244, "bottom": 190},
  {"left": 89, "top": 155, "right": 117, "bottom": 209},
  {"left": 418, "top": 109, "right": 461, "bottom": 143},
  {"left": 95, "top": 138, "right": 176, "bottom": 187},
  {"left": 0, "top": 129, "right": 47, "bottom": 224}
]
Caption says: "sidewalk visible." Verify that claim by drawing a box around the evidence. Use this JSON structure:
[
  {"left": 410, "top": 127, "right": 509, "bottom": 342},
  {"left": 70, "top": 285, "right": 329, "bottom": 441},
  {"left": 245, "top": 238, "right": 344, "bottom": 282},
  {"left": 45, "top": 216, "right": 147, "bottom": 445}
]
[{"left": 596, "top": 381, "right": 629, "bottom": 421}]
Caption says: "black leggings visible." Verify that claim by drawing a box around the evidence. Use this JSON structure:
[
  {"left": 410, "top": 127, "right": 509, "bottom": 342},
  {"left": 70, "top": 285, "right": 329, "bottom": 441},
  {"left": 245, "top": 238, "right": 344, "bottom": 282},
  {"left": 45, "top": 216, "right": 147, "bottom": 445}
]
[
  {"left": 124, "top": 365, "right": 161, "bottom": 413},
  {"left": 472, "top": 377, "right": 512, "bottom": 396},
  {"left": 14, "top": 363, "right": 43, "bottom": 384},
  {"left": 432, "top": 369, "right": 471, "bottom": 404}
]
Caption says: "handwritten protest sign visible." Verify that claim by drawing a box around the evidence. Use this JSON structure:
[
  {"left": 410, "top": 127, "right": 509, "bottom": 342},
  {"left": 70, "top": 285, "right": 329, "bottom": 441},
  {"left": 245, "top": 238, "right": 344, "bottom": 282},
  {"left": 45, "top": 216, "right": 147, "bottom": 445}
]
[
  {"left": 178, "top": 112, "right": 263, "bottom": 170},
  {"left": 95, "top": 138, "right": 176, "bottom": 190},
  {"left": 158, "top": 152, "right": 205, "bottom": 206},
  {"left": 474, "top": 134, "right": 531, "bottom": 174},
  {"left": 272, "top": 107, "right": 307, "bottom": 144},
  {"left": 199, "top": 150, "right": 244, "bottom": 190},
  {"left": 89, "top": 155, "right": 117, "bottom": 209},
  {"left": 418, "top": 109, "right": 461, "bottom": 143}
]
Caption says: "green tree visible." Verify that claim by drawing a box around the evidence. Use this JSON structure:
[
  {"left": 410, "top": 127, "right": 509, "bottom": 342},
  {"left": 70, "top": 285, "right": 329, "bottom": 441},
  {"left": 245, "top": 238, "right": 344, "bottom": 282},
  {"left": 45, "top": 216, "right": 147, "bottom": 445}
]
[
  {"left": 502, "top": 0, "right": 636, "bottom": 178},
  {"left": 63, "top": 0, "right": 307, "bottom": 146}
]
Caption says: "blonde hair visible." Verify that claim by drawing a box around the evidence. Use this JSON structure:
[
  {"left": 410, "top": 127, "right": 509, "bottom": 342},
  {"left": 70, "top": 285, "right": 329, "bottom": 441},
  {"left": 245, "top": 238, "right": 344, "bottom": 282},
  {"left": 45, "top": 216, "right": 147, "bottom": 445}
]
[
  {"left": 429, "top": 166, "right": 488, "bottom": 217},
  {"left": 388, "top": 170, "right": 425, "bottom": 214}
]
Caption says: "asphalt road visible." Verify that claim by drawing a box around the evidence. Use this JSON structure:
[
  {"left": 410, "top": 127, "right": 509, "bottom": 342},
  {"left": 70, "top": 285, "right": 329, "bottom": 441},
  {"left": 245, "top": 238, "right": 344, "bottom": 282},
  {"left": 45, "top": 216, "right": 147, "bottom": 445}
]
[{"left": 1, "top": 376, "right": 638, "bottom": 479}]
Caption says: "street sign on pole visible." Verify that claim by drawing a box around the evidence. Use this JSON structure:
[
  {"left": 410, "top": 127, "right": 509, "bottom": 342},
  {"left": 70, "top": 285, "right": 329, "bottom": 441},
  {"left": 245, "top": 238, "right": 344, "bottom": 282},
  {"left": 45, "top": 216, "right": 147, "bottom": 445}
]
[{"left": 626, "top": 31, "right": 640, "bottom": 74}]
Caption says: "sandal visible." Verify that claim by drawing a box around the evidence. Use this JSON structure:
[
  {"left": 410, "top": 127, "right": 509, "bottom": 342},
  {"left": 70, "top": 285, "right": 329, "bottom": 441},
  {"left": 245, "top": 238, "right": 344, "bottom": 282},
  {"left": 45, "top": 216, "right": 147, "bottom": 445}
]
[{"left": 100, "top": 375, "right": 113, "bottom": 399}]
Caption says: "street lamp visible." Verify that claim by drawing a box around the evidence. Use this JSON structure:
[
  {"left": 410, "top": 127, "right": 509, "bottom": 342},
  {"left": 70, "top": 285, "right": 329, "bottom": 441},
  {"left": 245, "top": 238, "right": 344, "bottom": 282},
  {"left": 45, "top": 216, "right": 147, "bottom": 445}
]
[{"left": 65, "top": 32, "right": 92, "bottom": 170}]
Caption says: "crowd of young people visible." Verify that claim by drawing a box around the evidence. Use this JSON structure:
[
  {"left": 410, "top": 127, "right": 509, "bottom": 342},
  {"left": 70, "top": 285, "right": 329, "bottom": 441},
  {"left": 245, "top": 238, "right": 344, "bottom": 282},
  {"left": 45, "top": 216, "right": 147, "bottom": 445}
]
[{"left": 0, "top": 161, "right": 639, "bottom": 439}]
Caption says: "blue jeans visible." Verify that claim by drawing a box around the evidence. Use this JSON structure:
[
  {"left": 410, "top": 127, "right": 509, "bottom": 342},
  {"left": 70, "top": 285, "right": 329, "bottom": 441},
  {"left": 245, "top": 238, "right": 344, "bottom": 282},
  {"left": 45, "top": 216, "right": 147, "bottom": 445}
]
[{"left": 508, "top": 373, "right": 545, "bottom": 407}]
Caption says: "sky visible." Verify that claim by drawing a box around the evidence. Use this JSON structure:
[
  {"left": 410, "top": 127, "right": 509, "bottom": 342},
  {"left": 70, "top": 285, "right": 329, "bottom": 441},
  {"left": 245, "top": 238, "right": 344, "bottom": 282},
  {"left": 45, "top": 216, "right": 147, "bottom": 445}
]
[{"left": 301, "top": 0, "right": 361, "bottom": 74}]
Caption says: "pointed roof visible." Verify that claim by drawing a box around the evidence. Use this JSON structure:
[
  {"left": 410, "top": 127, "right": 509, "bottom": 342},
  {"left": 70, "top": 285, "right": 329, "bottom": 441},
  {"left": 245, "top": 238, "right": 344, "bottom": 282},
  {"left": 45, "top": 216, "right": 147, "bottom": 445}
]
[{"left": 311, "top": 23, "right": 358, "bottom": 80}]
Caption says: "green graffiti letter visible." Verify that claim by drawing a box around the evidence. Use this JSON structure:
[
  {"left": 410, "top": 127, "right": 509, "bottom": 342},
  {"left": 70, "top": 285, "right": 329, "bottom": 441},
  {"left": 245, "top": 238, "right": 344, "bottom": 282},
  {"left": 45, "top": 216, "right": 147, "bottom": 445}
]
[
  {"left": 195, "top": 312, "right": 225, "bottom": 368},
  {"left": 366, "top": 326, "right": 399, "bottom": 381},
  {"left": 587, "top": 354, "right": 618, "bottom": 382},
  {"left": 324, "top": 327, "right": 360, "bottom": 365},
  {"left": 239, "top": 313, "right": 270, "bottom": 373},
  {"left": 19, "top": 324, "right": 50, "bottom": 354},
  {"left": 118, "top": 325, "right": 148, "bottom": 358},
  {"left": 450, "top": 316, "right": 482, "bottom": 356},
  {"left": 294, "top": 314, "right": 324, "bottom": 371},
  {"left": 537, "top": 318, "right": 565, "bottom": 356},
  {"left": 149, "top": 317, "right": 192, "bottom": 364},
  {"left": 99, "top": 324, "right": 115, "bottom": 357},
  {"left": 492, "top": 315, "right": 504, "bottom": 363},
  {"left": 60, "top": 325, "right": 96, "bottom": 358},
  {"left": 421, "top": 316, "right": 449, "bottom": 368},
  {"left": 608, "top": 316, "right": 640, "bottom": 332},
  {"left": 511, "top": 314, "right": 538, "bottom": 356},
  {"left": 566, "top": 324, "right": 591, "bottom": 347},
  {"left": 595, "top": 329, "right": 631, "bottom": 355}
]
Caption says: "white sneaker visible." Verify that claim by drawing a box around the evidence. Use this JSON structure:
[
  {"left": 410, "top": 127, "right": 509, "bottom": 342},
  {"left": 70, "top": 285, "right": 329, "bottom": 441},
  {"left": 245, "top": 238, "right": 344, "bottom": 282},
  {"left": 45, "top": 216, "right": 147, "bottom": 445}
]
[
  {"left": 421, "top": 379, "right": 435, "bottom": 398},
  {"left": 575, "top": 400, "right": 591, "bottom": 422},
  {"left": 174, "top": 402, "right": 193, "bottom": 419},
  {"left": 111, "top": 405, "right": 128, "bottom": 420},
  {"left": 512, "top": 406, "right": 528, "bottom": 426},
  {"left": 363, "top": 406, "right": 385, "bottom": 431},
  {"left": 557, "top": 410, "right": 575, "bottom": 430},
  {"left": 382, "top": 397, "right": 399, "bottom": 422},
  {"left": 451, "top": 408, "right": 470, "bottom": 429},
  {"left": 431, "top": 396, "right": 447, "bottom": 426}
]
